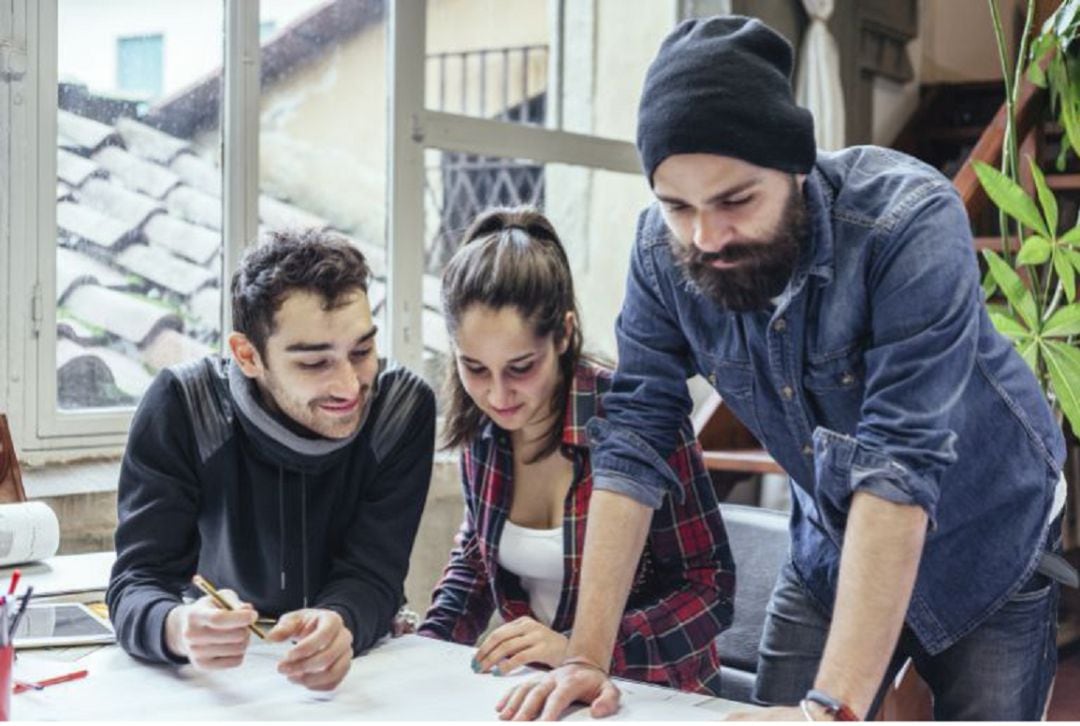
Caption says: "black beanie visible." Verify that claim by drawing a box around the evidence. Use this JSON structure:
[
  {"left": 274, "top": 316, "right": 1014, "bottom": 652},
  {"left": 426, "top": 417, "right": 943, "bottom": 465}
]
[{"left": 636, "top": 15, "right": 816, "bottom": 184}]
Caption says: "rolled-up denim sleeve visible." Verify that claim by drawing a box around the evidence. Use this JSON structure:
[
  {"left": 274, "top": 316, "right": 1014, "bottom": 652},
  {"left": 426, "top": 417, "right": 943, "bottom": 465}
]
[
  {"left": 814, "top": 184, "right": 978, "bottom": 532},
  {"left": 590, "top": 208, "right": 696, "bottom": 510}
]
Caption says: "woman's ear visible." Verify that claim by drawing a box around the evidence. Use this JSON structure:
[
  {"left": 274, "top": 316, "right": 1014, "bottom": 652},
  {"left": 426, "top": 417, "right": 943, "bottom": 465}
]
[{"left": 557, "top": 311, "right": 577, "bottom": 355}]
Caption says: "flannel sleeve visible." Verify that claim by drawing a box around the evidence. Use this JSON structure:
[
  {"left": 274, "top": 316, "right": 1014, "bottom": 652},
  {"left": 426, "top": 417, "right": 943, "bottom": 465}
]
[{"left": 418, "top": 451, "right": 497, "bottom": 644}]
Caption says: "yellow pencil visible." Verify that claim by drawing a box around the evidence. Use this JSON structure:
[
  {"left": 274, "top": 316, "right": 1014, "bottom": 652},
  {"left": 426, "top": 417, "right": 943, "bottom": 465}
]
[{"left": 191, "top": 574, "right": 267, "bottom": 640}]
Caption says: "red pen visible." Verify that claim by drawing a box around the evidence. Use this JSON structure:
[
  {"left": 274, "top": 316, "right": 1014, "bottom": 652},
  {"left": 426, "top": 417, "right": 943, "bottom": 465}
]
[
  {"left": 6, "top": 570, "right": 19, "bottom": 596},
  {"left": 13, "top": 669, "right": 88, "bottom": 694}
]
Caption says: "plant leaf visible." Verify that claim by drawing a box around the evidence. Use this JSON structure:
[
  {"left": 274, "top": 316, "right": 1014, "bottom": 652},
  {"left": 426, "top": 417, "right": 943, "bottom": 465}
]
[
  {"left": 973, "top": 162, "right": 1049, "bottom": 237},
  {"left": 1060, "top": 86, "right": 1080, "bottom": 159},
  {"left": 1017, "top": 235, "right": 1052, "bottom": 265},
  {"left": 1028, "top": 158, "right": 1059, "bottom": 235},
  {"left": 1044, "top": 303, "right": 1080, "bottom": 337},
  {"left": 1028, "top": 61, "right": 1048, "bottom": 87},
  {"left": 982, "top": 249, "right": 1040, "bottom": 330},
  {"left": 1054, "top": 249, "right": 1077, "bottom": 301},
  {"left": 1061, "top": 226, "right": 1080, "bottom": 246},
  {"left": 1019, "top": 337, "right": 1041, "bottom": 375},
  {"left": 1043, "top": 341, "right": 1080, "bottom": 436},
  {"left": 981, "top": 268, "right": 998, "bottom": 300},
  {"left": 988, "top": 309, "right": 1031, "bottom": 340}
]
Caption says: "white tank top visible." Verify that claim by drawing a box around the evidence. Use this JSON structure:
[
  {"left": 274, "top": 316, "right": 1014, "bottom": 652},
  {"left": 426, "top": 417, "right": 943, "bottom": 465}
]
[{"left": 497, "top": 521, "right": 565, "bottom": 627}]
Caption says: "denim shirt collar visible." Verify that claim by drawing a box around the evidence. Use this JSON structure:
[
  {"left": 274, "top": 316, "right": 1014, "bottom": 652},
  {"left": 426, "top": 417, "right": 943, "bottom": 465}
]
[{"left": 769, "top": 169, "right": 835, "bottom": 323}]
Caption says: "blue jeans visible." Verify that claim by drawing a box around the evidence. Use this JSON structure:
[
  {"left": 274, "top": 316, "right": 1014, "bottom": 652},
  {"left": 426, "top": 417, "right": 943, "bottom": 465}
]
[{"left": 754, "top": 522, "right": 1062, "bottom": 720}]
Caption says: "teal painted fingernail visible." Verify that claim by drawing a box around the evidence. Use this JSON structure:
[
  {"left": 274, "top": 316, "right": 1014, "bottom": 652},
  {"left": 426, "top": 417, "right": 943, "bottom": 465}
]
[
  {"left": 492, "top": 666, "right": 502, "bottom": 677},
  {"left": 470, "top": 657, "right": 480, "bottom": 672}
]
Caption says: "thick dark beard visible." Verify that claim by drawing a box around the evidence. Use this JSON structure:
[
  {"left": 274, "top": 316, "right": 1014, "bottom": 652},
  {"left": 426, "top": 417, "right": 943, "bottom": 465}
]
[{"left": 671, "top": 178, "right": 807, "bottom": 312}]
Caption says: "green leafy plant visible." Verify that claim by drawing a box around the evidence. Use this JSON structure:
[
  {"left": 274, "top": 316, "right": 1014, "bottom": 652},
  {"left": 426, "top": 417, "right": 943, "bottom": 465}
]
[{"left": 978, "top": 0, "right": 1080, "bottom": 434}]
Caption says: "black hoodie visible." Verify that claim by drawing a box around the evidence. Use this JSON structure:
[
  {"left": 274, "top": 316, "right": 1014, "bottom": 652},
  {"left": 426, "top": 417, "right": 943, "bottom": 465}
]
[{"left": 106, "top": 355, "right": 435, "bottom": 664}]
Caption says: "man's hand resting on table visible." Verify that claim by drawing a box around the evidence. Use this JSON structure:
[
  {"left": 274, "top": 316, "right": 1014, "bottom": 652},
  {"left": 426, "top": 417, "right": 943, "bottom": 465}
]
[
  {"left": 268, "top": 608, "right": 353, "bottom": 691},
  {"left": 165, "top": 589, "right": 258, "bottom": 670},
  {"left": 495, "top": 661, "right": 620, "bottom": 721}
]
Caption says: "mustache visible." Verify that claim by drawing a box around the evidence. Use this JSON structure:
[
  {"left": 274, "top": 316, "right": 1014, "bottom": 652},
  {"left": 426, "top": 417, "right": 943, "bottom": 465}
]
[
  {"left": 691, "top": 245, "right": 760, "bottom": 264},
  {"left": 693, "top": 241, "right": 771, "bottom": 265}
]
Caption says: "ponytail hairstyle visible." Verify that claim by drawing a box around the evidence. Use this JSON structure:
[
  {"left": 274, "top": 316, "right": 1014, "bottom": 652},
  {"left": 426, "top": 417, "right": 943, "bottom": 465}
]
[{"left": 441, "top": 207, "right": 583, "bottom": 462}]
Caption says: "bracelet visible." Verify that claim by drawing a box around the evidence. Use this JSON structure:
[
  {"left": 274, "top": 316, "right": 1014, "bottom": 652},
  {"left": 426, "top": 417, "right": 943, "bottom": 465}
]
[
  {"left": 805, "top": 689, "right": 860, "bottom": 721},
  {"left": 799, "top": 698, "right": 817, "bottom": 721},
  {"left": 561, "top": 655, "right": 610, "bottom": 676}
]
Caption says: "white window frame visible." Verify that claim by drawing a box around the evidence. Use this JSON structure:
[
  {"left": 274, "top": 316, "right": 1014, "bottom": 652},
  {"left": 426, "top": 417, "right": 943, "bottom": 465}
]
[
  {"left": 3, "top": 0, "right": 671, "bottom": 461},
  {"left": 386, "top": 0, "right": 646, "bottom": 374},
  {"left": 3, "top": 0, "right": 261, "bottom": 461}
]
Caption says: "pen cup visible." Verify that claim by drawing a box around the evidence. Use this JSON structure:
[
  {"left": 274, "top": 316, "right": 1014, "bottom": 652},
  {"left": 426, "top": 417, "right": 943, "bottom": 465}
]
[{"left": 0, "top": 644, "right": 13, "bottom": 720}]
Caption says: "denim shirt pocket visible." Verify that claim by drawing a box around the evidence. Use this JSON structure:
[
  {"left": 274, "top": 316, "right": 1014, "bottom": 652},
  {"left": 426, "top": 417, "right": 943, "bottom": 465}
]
[
  {"left": 803, "top": 348, "right": 865, "bottom": 433},
  {"left": 698, "top": 353, "right": 762, "bottom": 437}
]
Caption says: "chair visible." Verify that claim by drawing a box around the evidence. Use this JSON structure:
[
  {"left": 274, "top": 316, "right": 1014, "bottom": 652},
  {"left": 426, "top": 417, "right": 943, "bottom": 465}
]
[{"left": 716, "top": 502, "right": 790, "bottom": 704}]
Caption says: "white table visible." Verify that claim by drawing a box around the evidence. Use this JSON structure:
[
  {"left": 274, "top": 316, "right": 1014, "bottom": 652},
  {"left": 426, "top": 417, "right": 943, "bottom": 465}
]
[
  {"left": 14, "top": 635, "right": 756, "bottom": 721},
  {"left": 8, "top": 554, "right": 757, "bottom": 720}
]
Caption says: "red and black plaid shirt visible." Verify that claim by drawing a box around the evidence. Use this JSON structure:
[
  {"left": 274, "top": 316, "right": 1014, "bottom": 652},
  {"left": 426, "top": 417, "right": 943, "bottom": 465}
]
[{"left": 419, "top": 362, "right": 734, "bottom": 695}]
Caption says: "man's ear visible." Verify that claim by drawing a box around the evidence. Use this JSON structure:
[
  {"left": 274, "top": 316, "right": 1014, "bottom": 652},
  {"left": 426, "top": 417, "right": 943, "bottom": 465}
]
[{"left": 228, "top": 332, "right": 263, "bottom": 378}]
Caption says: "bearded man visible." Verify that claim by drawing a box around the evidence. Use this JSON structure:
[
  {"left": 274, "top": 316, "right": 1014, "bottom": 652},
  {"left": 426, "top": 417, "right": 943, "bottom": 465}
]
[{"left": 496, "top": 15, "right": 1072, "bottom": 722}]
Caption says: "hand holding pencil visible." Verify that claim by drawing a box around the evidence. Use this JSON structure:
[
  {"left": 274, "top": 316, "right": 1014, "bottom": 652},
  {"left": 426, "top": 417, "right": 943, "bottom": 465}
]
[{"left": 163, "top": 575, "right": 262, "bottom": 670}]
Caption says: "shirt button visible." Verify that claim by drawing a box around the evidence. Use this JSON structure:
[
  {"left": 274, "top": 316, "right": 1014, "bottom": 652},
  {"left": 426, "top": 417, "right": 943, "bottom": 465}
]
[
  {"left": 781, "top": 385, "right": 794, "bottom": 400},
  {"left": 773, "top": 318, "right": 787, "bottom": 332},
  {"left": 802, "top": 444, "right": 813, "bottom": 456}
]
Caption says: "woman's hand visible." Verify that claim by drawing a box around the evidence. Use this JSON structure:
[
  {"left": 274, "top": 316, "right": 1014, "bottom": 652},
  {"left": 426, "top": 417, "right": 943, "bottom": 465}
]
[{"left": 473, "top": 616, "right": 569, "bottom": 676}]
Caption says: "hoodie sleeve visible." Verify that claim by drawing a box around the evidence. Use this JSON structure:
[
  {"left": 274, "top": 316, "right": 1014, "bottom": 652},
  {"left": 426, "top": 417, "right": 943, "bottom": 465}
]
[
  {"left": 105, "top": 370, "right": 201, "bottom": 664},
  {"left": 314, "top": 368, "right": 436, "bottom": 654}
]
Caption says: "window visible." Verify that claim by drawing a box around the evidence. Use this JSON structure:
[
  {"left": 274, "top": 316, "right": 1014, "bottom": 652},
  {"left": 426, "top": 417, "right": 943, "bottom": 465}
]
[
  {"left": 3, "top": 0, "right": 680, "bottom": 459},
  {"left": 116, "top": 34, "right": 164, "bottom": 99}
]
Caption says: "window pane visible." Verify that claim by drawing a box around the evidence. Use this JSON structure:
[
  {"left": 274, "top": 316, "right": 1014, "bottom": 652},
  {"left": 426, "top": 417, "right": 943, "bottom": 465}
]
[
  {"left": 421, "top": 150, "right": 652, "bottom": 403},
  {"left": 258, "top": 0, "right": 389, "bottom": 350},
  {"left": 56, "top": 1, "right": 224, "bottom": 411},
  {"left": 425, "top": 1, "right": 550, "bottom": 126},
  {"left": 563, "top": 1, "right": 674, "bottom": 142}
]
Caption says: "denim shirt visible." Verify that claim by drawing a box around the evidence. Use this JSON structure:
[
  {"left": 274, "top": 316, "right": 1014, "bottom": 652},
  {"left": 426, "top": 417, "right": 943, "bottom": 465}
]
[{"left": 589, "top": 146, "right": 1066, "bottom": 655}]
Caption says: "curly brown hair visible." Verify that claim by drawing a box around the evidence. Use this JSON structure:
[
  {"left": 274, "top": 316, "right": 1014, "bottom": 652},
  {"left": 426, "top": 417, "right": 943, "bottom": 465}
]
[{"left": 231, "top": 228, "right": 370, "bottom": 358}]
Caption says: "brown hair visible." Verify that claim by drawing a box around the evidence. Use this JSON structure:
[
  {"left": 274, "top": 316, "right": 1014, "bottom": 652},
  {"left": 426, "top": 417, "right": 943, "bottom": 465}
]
[
  {"left": 231, "top": 228, "right": 370, "bottom": 359},
  {"left": 441, "top": 207, "right": 582, "bottom": 461}
]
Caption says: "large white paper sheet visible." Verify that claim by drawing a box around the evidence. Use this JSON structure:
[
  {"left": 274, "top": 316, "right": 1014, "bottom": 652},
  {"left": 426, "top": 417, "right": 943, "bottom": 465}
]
[{"left": 13, "top": 634, "right": 754, "bottom": 720}]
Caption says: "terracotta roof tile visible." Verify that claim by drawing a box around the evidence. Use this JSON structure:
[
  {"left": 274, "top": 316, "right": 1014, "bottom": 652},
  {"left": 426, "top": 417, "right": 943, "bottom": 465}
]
[
  {"left": 57, "top": 201, "right": 136, "bottom": 250},
  {"left": 164, "top": 184, "right": 222, "bottom": 229},
  {"left": 115, "top": 244, "right": 217, "bottom": 296},
  {"left": 77, "top": 178, "right": 165, "bottom": 229},
  {"left": 57, "top": 149, "right": 103, "bottom": 187},
  {"left": 91, "top": 145, "right": 183, "bottom": 199},
  {"left": 57, "top": 247, "right": 130, "bottom": 302},
  {"left": 57, "top": 109, "right": 118, "bottom": 152},
  {"left": 57, "top": 338, "right": 153, "bottom": 405},
  {"left": 143, "top": 213, "right": 221, "bottom": 266},
  {"left": 64, "top": 284, "right": 183, "bottom": 346},
  {"left": 169, "top": 153, "right": 222, "bottom": 196},
  {"left": 115, "top": 117, "right": 190, "bottom": 164}
]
